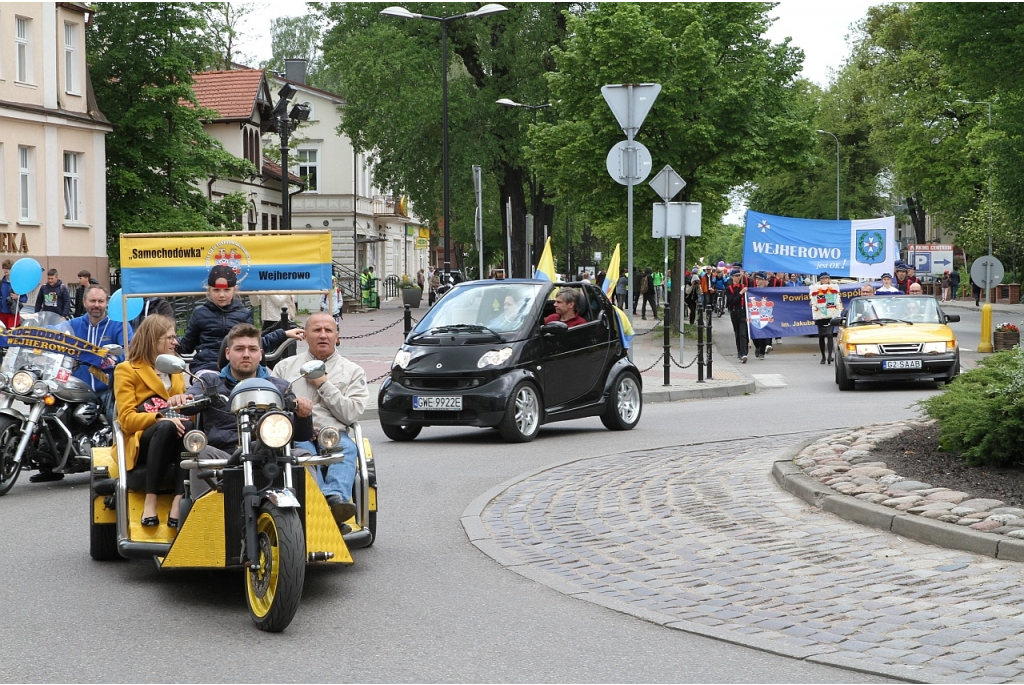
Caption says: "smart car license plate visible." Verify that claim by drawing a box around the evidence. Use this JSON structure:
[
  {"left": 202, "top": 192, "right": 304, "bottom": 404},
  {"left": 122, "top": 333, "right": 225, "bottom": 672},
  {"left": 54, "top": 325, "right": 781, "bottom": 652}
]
[
  {"left": 413, "top": 396, "right": 463, "bottom": 411},
  {"left": 883, "top": 359, "right": 922, "bottom": 370}
]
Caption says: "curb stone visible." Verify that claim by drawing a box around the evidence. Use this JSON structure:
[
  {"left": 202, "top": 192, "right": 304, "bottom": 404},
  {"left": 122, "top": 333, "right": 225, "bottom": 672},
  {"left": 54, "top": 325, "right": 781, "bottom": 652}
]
[{"left": 774, "top": 422, "right": 1024, "bottom": 562}]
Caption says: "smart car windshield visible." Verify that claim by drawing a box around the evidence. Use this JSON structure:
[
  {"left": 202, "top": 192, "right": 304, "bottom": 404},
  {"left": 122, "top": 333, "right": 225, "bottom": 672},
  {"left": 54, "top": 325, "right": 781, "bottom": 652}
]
[{"left": 413, "top": 283, "right": 545, "bottom": 337}]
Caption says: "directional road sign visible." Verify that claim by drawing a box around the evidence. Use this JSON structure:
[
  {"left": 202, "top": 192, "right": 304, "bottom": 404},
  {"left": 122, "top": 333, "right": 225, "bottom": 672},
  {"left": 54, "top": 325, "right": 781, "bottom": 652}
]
[
  {"left": 971, "top": 255, "right": 1004, "bottom": 289},
  {"left": 907, "top": 244, "right": 954, "bottom": 276},
  {"left": 601, "top": 84, "right": 661, "bottom": 137},
  {"left": 606, "top": 140, "right": 653, "bottom": 186},
  {"left": 649, "top": 165, "right": 686, "bottom": 202}
]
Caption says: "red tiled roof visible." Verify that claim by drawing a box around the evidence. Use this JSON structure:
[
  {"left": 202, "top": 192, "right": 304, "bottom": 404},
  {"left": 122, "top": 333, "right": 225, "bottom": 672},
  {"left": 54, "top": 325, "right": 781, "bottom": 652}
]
[
  {"left": 191, "top": 69, "right": 265, "bottom": 121},
  {"left": 262, "top": 158, "right": 304, "bottom": 186}
]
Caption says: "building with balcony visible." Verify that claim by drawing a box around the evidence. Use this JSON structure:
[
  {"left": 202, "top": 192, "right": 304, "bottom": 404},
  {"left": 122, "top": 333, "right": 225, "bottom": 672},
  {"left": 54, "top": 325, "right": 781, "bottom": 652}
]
[{"left": 0, "top": 2, "right": 112, "bottom": 285}]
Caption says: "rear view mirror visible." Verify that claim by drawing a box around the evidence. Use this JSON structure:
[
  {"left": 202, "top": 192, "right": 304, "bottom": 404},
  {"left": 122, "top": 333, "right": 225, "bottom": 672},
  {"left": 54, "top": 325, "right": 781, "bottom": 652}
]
[
  {"left": 830, "top": 317, "right": 845, "bottom": 327},
  {"left": 299, "top": 360, "right": 327, "bottom": 380},
  {"left": 155, "top": 354, "right": 187, "bottom": 375},
  {"left": 945, "top": 314, "right": 961, "bottom": 323}
]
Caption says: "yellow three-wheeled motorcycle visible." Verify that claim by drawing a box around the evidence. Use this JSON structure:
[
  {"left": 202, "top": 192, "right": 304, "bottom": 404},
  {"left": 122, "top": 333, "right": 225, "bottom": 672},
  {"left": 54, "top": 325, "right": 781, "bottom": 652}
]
[{"left": 89, "top": 355, "right": 377, "bottom": 632}]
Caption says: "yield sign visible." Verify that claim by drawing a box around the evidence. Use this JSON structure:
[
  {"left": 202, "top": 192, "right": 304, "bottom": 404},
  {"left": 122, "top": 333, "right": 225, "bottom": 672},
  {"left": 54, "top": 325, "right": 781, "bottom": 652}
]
[
  {"left": 649, "top": 165, "right": 685, "bottom": 202},
  {"left": 601, "top": 83, "right": 661, "bottom": 137}
]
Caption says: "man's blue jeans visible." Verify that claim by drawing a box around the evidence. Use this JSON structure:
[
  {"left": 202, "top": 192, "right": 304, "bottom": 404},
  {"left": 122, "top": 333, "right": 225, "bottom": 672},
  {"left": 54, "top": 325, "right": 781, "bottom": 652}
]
[{"left": 295, "top": 432, "right": 358, "bottom": 502}]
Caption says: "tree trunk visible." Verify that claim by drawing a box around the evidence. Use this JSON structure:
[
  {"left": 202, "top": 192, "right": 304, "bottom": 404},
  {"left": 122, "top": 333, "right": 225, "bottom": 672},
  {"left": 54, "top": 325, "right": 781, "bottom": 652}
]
[{"left": 906, "top": 194, "right": 926, "bottom": 244}]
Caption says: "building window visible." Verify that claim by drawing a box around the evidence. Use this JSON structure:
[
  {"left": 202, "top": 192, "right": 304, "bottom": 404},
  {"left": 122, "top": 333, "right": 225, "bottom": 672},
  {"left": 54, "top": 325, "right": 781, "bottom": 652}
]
[
  {"left": 18, "top": 146, "right": 32, "bottom": 220},
  {"left": 296, "top": 148, "right": 319, "bottom": 192},
  {"left": 271, "top": 214, "right": 278, "bottom": 230},
  {"left": 64, "top": 23, "right": 77, "bottom": 94},
  {"left": 262, "top": 212, "right": 268, "bottom": 230},
  {"left": 63, "top": 152, "right": 82, "bottom": 222},
  {"left": 15, "top": 16, "right": 30, "bottom": 83}
]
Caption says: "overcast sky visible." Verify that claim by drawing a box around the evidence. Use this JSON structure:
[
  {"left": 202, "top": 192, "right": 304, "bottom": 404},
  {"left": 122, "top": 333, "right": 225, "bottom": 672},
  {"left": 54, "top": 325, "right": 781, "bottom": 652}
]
[{"left": 238, "top": 1, "right": 876, "bottom": 87}]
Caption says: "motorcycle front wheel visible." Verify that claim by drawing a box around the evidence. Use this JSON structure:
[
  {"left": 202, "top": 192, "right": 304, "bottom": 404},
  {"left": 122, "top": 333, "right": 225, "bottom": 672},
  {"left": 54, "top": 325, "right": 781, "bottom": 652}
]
[
  {"left": 245, "top": 502, "right": 305, "bottom": 632},
  {"left": 0, "top": 416, "right": 23, "bottom": 496}
]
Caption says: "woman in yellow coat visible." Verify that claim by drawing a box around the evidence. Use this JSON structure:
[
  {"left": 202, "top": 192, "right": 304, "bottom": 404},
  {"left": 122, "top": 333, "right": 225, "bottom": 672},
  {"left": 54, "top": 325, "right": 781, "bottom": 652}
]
[{"left": 113, "top": 315, "right": 188, "bottom": 528}]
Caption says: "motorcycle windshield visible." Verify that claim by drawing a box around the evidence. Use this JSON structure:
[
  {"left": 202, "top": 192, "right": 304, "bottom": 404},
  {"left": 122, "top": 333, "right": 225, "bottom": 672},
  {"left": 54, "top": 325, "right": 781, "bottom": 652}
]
[
  {"left": 1, "top": 345, "right": 71, "bottom": 380},
  {"left": 19, "top": 310, "right": 74, "bottom": 335}
]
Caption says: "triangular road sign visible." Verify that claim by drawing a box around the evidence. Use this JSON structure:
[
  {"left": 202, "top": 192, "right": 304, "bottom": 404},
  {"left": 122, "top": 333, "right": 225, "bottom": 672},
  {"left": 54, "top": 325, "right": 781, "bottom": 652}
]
[{"left": 601, "top": 83, "right": 661, "bottom": 136}]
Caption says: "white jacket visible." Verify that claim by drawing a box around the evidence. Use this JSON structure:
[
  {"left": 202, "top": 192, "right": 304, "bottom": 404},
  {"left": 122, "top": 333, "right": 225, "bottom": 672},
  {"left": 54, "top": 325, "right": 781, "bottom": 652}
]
[{"left": 272, "top": 349, "right": 369, "bottom": 428}]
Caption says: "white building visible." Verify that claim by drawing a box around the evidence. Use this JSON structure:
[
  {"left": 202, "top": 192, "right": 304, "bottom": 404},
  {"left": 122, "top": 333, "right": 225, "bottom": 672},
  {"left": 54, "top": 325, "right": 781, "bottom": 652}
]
[{"left": 0, "top": 2, "right": 112, "bottom": 284}]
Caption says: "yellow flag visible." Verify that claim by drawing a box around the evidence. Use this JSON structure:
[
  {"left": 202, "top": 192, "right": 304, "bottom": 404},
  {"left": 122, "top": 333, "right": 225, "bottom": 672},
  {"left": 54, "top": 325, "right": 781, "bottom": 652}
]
[
  {"left": 602, "top": 244, "right": 621, "bottom": 298},
  {"left": 534, "top": 237, "right": 556, "bottom": 282}
]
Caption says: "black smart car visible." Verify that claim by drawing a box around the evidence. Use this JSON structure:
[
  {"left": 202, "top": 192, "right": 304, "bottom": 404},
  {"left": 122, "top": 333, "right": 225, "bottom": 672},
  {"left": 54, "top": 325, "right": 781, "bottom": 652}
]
[{"left": 378, "top": 279, "right": 642, "bottom": 442}]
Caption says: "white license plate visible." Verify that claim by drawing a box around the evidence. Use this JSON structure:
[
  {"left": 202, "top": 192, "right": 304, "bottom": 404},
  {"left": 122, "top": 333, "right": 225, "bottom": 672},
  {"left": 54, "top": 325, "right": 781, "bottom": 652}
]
[
  {"left": 413, "top": 395, "right": 463, "bottom": 411},
  {"left": 883, "top": 359, "right": 922, "bottom": 370}
]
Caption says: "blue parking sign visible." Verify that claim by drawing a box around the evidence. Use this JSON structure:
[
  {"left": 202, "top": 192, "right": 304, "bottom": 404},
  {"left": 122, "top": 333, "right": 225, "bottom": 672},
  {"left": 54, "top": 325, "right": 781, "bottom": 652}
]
[{"left": 912, "top": 252, "right": 931, "bottom": 273}]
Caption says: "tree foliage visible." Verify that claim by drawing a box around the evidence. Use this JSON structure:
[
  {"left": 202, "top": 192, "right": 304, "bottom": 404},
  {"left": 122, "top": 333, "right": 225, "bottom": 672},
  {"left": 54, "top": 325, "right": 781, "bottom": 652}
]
[
  {"left": 317, "top": 2, "right": 570, "bottom": 277},
  {"left": 87, "top": 2, "right": 255, "bottom": 262},
  {"left": 263, "top": 14, "right": 327, "bottom": 87}
]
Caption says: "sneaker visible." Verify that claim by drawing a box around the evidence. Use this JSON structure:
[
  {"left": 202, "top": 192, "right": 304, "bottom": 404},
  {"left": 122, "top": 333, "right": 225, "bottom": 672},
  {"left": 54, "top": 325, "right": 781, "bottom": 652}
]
[
  {"left": 30, "top": 471, "right": 64, "bottom": 483},
  {"left": 765, "top": 344, "right": 773, "bottom": 354},
  {"left": 741, "top": 354, "right": 748, "bottom": 363}
]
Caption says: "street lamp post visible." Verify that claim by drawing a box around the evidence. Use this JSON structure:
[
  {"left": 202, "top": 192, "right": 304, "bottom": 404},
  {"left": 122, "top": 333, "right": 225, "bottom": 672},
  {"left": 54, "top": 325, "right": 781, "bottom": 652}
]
[
  {"left": 270, "top": 83, "right": 311, "bottom": 229},
  {"left": 816, "top": 129, "right": 840, "bottom": 220},
  {"left": 496, "top": 98, "right": 551, "bottom": 277},
  {"left": 956, "top": 99, "right": 994, "bottom": 305},
  {"left": 381, "top": 4, "right": 508, "bottom": 280}
]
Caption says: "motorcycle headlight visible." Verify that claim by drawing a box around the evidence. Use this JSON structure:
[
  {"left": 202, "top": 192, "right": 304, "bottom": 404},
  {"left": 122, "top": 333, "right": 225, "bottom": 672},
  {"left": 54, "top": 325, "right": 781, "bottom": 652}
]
[
  {"left": 11, "top": 371, "right": 34, "bottom": 394},
  {"left": 477, "top": 347, "right": 514, "bottom": 369},
  {"left": 258, "top": 411, "right": 293, "bottom": 449},
  {"left": 182, "top": 430, "right": 208, "bottom": 454},
  {"left": 31, "top": 380, "right": 48, "bottom": 397},
  {"left": 318, "top": 426, "right": 341, "bottom": 450},
  {"left": 922, "top": 341, "right": 954, "bottom": 354},
  {"left": 854, "top": 344, "right": 881, "bottom": 356},
  {"left": 393, "top": 349, "right": 411, "bottom": 369}
]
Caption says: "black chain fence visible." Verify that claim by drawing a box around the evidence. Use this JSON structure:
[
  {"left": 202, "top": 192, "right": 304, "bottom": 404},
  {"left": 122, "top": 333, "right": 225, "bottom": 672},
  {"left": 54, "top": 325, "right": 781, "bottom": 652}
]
[{"left": 338, "top": 315, "right": 417, "bottom": 340}]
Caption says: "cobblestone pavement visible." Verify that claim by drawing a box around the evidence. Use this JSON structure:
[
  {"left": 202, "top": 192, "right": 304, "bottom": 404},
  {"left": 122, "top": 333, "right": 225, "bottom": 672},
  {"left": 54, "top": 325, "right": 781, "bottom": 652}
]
[{"left": 467, "top": 432, "right": 1024, "bottom": 683}]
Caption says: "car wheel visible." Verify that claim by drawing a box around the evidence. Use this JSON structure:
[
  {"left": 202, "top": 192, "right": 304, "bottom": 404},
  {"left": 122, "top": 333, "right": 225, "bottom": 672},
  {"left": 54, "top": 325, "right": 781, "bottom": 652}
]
[
  {"left": 499, "top": 382, "right": 541, "bottom": 443},
  {"left": 944, "top": 358, "right": 961, "bottom": 385},
  {"left": 601, "top": 372, "right": 642, "bottom": 430},
  {"left": 836, "top": 358, "right": 854, "bottom": 391},
  {"left": 380, "top": 422, "right": 421, "bottom": 442}
]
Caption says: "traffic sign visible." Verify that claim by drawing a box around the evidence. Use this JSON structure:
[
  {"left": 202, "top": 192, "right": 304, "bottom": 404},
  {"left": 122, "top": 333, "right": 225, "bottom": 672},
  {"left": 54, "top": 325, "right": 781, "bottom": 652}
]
[
  {"left": 606, "top": 140, "right": 653, "bottom": 186},
  {"left": 601, "top": 84, "right": 661, "bottom": 137},
  {"left": 971, "top": 255, "right": 1004, "bottom": 289},
  {"left": 907, "top": 244, "right": 954, "bottom": 276},
  {"left": 649, "top": 165, "right": 686, "bottom": 202}
]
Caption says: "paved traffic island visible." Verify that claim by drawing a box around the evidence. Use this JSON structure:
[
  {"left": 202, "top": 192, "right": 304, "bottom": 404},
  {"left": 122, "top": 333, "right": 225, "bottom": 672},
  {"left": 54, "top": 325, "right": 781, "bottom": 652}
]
[
  {"left": 464, "top": 433, "right": 1024, "bottom": 683},
  {"left": 775, "top": 421, "right": 1024, "bottom": 562}
]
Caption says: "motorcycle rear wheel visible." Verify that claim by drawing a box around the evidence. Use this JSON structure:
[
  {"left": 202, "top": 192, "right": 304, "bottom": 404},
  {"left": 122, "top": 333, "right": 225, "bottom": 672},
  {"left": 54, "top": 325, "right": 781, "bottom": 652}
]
[
  {"left": 0, "top": 416, "right": 23, "bottom": 496},
  {"left": 245, "top": 502, "right": 305, "bottom": 632}
]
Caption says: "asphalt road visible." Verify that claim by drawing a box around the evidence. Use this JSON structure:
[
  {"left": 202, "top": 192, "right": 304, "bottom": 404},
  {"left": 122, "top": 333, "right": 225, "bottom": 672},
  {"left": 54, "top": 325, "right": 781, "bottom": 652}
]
[{"left": 0, "top": 314, "right": 985, "bottom": 683}]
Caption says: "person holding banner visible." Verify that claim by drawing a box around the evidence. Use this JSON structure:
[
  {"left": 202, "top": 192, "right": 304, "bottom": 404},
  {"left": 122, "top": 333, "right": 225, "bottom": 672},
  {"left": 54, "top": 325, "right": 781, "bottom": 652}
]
[
  {"left": 725, "top": 270, "right": 749, "bottom": 363},
  {"left": 809, "top": 272, "right": 841, "bottom": 365},
  {"left": 750, "top": 272, "right": 773, "bottom": 359}
]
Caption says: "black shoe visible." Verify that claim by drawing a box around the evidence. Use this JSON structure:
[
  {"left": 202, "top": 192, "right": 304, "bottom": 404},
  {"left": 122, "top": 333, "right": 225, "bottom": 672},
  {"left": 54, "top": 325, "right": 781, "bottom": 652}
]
[
  {"left": 820, "top": 358, "right": 826, "bottom": 365},
  {"left": 167, "top": 517, "right": 179, "bottom": 529},
  {"left": 29, "top": 471, "right": 64, "bottom": 483},
  {"left": 641, "top": 317, "right": 647, "bottom": 320},
  {"left": 828, "top": 356, "right": 834, "bottom": 365},
  {"left": 141, "top": 515, "right": 159, "bottom": 527},
  {"left": 326, "top": 495, "right": 357, "bottom": 530}
]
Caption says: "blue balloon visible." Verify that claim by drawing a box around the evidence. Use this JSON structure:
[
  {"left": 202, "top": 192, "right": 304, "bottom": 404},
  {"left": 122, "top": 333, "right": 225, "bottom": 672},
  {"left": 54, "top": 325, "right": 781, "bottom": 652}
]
[
  {"left": 108, "top": 289, "right": 144, "bottom": 323},
  {"left": 9, "top": 258, "right": 42, "bottom": 295}
]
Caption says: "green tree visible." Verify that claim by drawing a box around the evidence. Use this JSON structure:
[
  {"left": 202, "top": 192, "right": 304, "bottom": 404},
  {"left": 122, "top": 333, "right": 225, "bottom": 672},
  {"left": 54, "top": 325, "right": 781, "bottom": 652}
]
[
  {"left": 529, "top": 3, "right": 806, "bottom": 320},
  {"left": 198, "top": 3, "right": 257, "bottom": 70},
  {"left": 317, "top": 2, "right": 570, "bottom": 277},
  {"left": 87, "top": 3, "right": 255, "bottom": 262},
  {"left": 263, "top": 14, "right": 326, "bottom": 87}
]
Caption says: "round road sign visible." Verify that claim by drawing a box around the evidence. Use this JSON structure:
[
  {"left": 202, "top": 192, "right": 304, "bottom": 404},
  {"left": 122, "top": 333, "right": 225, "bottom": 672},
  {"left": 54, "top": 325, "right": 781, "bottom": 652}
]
[
  {"left": 970, "top": 255, "right": 1004, "bottom": 289},
  {"left": 606, "top": 140, "right": 653, "bottom": 186}
]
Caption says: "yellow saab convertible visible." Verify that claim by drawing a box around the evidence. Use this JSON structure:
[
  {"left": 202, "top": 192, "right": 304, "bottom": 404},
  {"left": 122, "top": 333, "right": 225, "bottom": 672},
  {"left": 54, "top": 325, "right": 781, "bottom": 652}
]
[{"left": 831, "top": 295, "right": 960, "bottom": 391}]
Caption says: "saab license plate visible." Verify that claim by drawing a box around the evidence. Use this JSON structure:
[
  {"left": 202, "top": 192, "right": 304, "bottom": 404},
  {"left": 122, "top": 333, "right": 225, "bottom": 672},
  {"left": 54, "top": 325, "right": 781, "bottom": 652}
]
[
  {"left": 413, "top": 396, "right": 462, "bottom": 411},
  {"left": 883, "top": 359, "right": 922, "bottom": 370}
]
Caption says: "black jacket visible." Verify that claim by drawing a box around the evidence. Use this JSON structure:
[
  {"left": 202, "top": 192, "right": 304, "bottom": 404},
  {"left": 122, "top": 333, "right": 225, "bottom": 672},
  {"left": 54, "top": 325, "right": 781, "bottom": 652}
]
[
  {"left": 187, "top": 368, "right": 313, "bottom": 452},
  {"left": 725, "top": 282, "right": 747, "bottom": 311},
  {"left": 177, "top": 298, "right": 287, "bottom": 373},
  {"left": 35, "top": 280, "right": 71, "bottom": 318},
  {"left": 73, "top": 278, "right": 100, "bottom": 317}
]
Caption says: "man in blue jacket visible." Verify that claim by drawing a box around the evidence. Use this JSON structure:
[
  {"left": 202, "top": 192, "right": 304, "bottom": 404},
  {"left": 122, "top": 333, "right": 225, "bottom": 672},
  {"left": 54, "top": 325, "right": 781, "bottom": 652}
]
[{"left": 68, "top": 286, "right": 132, "bottom": 422}]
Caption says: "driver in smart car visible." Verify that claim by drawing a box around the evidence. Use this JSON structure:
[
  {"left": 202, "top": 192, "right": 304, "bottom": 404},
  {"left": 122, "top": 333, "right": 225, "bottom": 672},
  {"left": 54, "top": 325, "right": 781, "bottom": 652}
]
[{"left": 544, "top": 288, "right": 587, "bottom": 328}]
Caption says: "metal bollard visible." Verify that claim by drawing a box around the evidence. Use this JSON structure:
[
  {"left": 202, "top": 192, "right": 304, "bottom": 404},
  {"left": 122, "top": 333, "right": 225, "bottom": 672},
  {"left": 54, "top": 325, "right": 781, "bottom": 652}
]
[
  {"left": 696, "top": 303, "right": 705, "bottom": 383},
  {"left": 404, "top": 303, "right": 412, "bottom": 335},
  {"left": 663, "top": 304, "right": 671, "bottom": 386},
  {"left": 705, "top": 302, "right": 714, "bottom": 379}
]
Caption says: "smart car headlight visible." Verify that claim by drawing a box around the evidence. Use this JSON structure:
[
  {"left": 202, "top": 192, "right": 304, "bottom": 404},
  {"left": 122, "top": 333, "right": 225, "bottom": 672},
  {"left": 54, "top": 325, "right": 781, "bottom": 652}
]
[
  {"left": 258, "top": 411, "right": 293, "bottom": 448},
  {"left": 922, "top": 341, "right": 955, "bottom": 354},
  {"left": 11, "top": 371, "right": 34, "bottom": 394},
  {"left": 477, "top": 347, "right": 514, "bottom": 369},
  {"left": 318, "top": 426, "right": 341, "bottom": 450},
  {"left": 853, "top": 344, "right": 880, "bottom": 356},
  {"left": 182, "top": 430, "right": 208, "bottom": 454},
  {"left": 393, "top": 349, "right": 412, "bottom": 369}
]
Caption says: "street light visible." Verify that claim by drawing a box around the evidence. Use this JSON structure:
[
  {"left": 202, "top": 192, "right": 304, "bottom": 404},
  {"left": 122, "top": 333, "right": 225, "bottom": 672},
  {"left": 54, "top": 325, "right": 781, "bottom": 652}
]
[
  {"left": 956, "top": 99, "right": 994, "bottom": 305},
  {"left": 816, "top": 129, "right": 840, "bottom": 220},
  {"left": 496, "top": 98, "right": 551, "bottom": 277},
  {"left": 381, "top": 4, "right": 508, "bottom": 280},
  {"left": 271, "top": 83, "right": 311, "bottom": 229}
]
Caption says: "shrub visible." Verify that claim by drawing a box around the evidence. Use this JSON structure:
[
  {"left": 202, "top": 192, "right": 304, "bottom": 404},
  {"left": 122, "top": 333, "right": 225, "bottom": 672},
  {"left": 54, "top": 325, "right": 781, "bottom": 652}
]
[{"left": 920, "top": 347, "right": 1024, "bottom": 466}]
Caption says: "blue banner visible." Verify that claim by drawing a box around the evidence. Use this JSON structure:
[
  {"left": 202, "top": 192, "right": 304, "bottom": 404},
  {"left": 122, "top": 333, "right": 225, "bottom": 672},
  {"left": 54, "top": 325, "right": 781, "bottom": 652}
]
[
  {"left": 742, "top": 211, "right": 896, "bottom": 279},
  {"left": 745, "top": 285, "right": 900, "bottom": 339}
]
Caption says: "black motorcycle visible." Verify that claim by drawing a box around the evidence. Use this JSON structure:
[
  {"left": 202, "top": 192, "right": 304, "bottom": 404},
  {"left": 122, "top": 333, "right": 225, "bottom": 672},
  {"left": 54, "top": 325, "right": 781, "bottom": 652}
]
[{"left": 0, "top": 312, "right": 117, "bottom": 495}]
